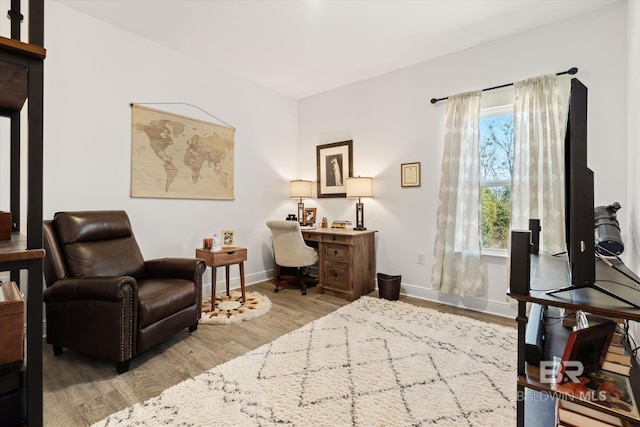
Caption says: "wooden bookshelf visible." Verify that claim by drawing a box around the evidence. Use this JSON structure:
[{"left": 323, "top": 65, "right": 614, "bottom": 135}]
[{"left": 0, "top": 1, "right": 45, "bottom": 425}]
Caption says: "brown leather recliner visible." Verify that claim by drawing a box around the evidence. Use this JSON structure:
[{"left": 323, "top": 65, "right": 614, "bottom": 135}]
[{"left": 43, "top": 210, "right": 206, "bottom": 373}]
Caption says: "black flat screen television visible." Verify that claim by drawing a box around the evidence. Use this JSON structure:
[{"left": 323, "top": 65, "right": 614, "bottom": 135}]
[
  {"left": 564, "top": 78, "right": 595, "bottom": 288},
  {"left": 548, "top": 79, "right": 637, "bottom": 307}
]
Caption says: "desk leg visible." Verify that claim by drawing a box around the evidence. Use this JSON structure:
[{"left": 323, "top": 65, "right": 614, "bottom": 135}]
[
  {"left": 239, "top": 261, "right": 246, "bottom": 302},
  {"left": 211, "top": 267, "right": 217, "bottom": 303},
  {"left": 225, "top": 265, "right": 230, "bottom": 297}
]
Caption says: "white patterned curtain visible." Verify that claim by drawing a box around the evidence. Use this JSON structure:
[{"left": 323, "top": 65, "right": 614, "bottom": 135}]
[
  {"left": 431, "top": 91, "right": 484, "bottom": 297},
  {"left": 511, "top": 74, "right": 568, "bottom": 255}
]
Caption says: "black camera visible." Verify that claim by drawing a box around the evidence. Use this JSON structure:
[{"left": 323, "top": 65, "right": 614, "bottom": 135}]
[{"left": 594, "top": 202, "right": 624, "bottom": 256}]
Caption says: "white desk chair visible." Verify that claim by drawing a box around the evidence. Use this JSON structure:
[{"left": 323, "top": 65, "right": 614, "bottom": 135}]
[{"left": 266, "top": 220, "right": 319, "bottom": 295}]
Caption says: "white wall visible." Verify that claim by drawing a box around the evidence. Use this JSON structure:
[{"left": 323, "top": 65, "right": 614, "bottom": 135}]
[
  {"left": 298, "top": 3, "right": 628, "bottom": 317},
  {"left": 44, "top": 1, "right": 300, "bottom": 293},
  {"left": 626, "top": 0, "right": 640, "bottom": 362}
]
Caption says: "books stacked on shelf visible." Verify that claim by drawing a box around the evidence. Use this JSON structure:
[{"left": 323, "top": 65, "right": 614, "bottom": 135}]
[
  {"left": 331, "top": 220, "right": 353, "bottom": 229},
  {"left": 602, "top": 340, "right": 632, "bottom": 376},
  {"left": 553, "top": 320, "right": 639, "bottom": 426}
]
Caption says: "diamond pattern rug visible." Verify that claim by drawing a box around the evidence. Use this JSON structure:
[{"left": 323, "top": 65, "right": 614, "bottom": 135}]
[{"left": 93, "top": 296, "right": 517, "bottom": 426}]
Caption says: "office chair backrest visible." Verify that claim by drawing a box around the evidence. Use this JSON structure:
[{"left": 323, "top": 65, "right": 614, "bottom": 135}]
[{"left": 266, "top": 220, "right": 316, "bottom": 267}]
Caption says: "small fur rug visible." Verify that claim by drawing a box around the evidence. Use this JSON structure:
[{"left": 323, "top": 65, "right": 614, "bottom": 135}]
[{"left": 200, "top": 291, "right": 272, "bottom": 325}]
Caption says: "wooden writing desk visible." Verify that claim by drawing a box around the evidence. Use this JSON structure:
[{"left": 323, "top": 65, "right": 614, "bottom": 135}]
[
  {"left": 195, "top": 247, "right": 246, "bottom": 302},
  {"left": 301, "top": 228, "right": 377, "bottom": 301}
]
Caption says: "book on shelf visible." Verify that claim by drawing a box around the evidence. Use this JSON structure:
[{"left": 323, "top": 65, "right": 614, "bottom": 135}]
[
  {"left": 611, "top": 332, "right": 622, "bottom": 346},
  {"left": 607, "top": 344, "right": 626, "bottom": 356},
  {"left": 556, "top": 399, "right": 632, "bottom": 427},
  {"left": 601, "top": 361, "right": 631, "bottom": 377},
  {"left": 605, "top": 352, "right": 632, "bottom": 367}
]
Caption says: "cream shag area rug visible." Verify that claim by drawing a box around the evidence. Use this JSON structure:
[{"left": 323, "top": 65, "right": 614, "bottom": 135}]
[
  {"left": 94, "top": 296, "right": 517, "bottom": 426},
  {"left": 200, "top": 291, "right": 272, "bottom": 325}
]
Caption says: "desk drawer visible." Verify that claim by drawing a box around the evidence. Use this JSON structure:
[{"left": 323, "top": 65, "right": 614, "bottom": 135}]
[
  {"left": 323, "top": 262, "right": 350, "bottom": 291},
  {"left": 324, "top": 244, "right": 349, "bottom": 262},
  {"left": 196, "top": 248, "right": 247, "bottom": 267},
  {"left": 302, "top": 232, "right": 321, "bottom": 242},
  {"left": 322, "top": 233, "right": 353, "bottom": 245}
]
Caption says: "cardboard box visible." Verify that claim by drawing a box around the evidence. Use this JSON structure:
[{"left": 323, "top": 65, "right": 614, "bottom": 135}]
[
  {"left": 0, "top": 211, "right": 11, "bottom": 240},
  {"left": 0, "top": 282, "right": 24, "bottom": 367}
]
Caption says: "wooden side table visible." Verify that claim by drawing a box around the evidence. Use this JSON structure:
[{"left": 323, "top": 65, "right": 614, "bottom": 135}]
[{"left": 195, "top": 247, "right": 247, "bottom": 302}]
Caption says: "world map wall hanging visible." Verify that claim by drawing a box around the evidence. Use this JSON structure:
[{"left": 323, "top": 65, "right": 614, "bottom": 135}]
[{"left": 130, "top": 104, "right": 235, "bottom": 200}]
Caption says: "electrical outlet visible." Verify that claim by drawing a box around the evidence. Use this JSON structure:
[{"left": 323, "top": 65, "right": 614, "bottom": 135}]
[{"left": 417, "top": 252, "right": 425, "bottom": 265}]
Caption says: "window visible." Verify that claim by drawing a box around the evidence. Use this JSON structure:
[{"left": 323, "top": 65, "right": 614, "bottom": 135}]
[{"left": 479, "top": 105, "right": 514, "bottom": 250}]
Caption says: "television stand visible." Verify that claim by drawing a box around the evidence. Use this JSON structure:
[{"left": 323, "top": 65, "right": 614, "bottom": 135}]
[
  {"left": 546, "top": 282, "right": 640, "bottom": 309},
  {"left": 509, "top": 253, "right": 640, "bottom": 427}
]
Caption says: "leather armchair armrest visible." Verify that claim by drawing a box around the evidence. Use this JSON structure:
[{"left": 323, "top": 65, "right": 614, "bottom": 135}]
[
  {"left": 43, "top": 276, "right": 138, "bottom": 303},
  {"left": 144, "top": 258, "right": 206, "bottom": 281}
]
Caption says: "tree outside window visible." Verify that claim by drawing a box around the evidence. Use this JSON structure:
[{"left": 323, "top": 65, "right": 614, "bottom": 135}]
[{"left": 480, "top": 106, "right": 514, "bottom": 250}]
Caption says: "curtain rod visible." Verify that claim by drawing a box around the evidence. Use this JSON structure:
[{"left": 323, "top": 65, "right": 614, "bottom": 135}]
[{"left": 429, "top": 67, "right": 578, "bottom": 105}]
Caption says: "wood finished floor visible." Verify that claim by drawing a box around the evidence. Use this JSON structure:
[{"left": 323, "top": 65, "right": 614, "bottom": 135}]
[{"left": 42, "top": 280, "right": 516, "bottom": 426}]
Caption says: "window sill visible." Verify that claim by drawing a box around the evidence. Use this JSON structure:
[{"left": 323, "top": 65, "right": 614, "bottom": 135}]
[{"left": 481, "top": 248, "right": 508, "bottom": 258}]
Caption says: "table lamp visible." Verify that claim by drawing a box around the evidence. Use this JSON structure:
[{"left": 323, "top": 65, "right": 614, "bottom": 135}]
[
  {"left": 289, "top": 180, "right": 313, "bottom": 224},
  {"left": 346, "top": 177, "right": 373, "bottom": 230}
]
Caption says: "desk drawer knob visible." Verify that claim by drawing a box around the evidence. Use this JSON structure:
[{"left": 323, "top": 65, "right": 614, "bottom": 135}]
[{"left": 334, "top": 250, "right": 338, "bottom": 255}]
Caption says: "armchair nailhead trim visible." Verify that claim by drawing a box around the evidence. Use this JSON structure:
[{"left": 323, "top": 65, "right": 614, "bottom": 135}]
[{"left": 119, "top": 283, "right": 134, "bottom": 361}]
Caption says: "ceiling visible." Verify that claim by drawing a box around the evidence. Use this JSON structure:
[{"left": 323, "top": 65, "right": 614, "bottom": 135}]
[{"left": 58, "top": 0, "right": 619, "bottom": 99}]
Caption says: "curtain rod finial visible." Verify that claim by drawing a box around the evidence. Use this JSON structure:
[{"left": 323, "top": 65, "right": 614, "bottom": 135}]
[
  {"left": 568, "top": 67, "right": 578, "bottom": 75},
  {"left": 430, "top": 98, "right": 438, "bottom": 104}
]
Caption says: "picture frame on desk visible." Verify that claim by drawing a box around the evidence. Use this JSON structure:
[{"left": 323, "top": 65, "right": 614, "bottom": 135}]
[
  {"left": 221, "top": 229, "right": 235, "bottom": 248},
  {"left": 316, "top": 140, "right": 353, "bottom": 198},
  {"left": 304, "top": 207, "right": 317, "bottom": 225}
]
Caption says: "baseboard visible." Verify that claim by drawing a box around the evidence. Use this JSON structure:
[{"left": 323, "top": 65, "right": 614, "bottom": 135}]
[
  {"left": 252, "top": 270, "right": 516, "bottom": 319},
  {"left": 398, "top": 282, "right": 517, "bottom": 319}
]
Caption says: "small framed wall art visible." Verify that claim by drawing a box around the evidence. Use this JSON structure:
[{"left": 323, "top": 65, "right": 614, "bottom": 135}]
[
  {"left": 401, "top": 162, "right": 421, "bottom": 187},
  {"left": 221, "top": 229, "right": 236, "bottom": 248},
  {"left": 304, "top": 207, "right": 317, "bottom": 225},
  {"left": 316, "top": 140, "right": 353, "bottom": 198}
]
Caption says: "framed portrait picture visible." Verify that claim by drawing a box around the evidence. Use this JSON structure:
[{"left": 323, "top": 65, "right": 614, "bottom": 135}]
[
  {"left": 401, "top": 162, "right": 421, "bottom": 187},
  {"left": 221, "top": 229, "right": 236, "bottom": 248},
  {"left": 557, "top": 321, "right": 616, "bottom": 381},
  {"left": 316, "top": 140, "right": 353, "bottom": 198},
  {"left": 304, "top": 207, "right": 317, "bottom": 225}
]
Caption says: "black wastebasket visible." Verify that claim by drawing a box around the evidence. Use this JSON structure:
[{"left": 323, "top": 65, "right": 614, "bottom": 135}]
[{"left": 377, "top": 273, "right": 401, "bottom": 301}]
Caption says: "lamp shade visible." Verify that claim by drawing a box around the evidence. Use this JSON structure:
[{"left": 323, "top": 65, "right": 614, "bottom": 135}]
[
  {"left": 289, "top": 180, "right": 313, "bottom": 198},
  {"left": 346, "top": 177, "right": 373, "bottom": 198}
]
